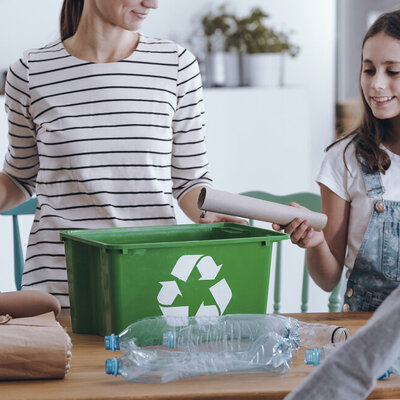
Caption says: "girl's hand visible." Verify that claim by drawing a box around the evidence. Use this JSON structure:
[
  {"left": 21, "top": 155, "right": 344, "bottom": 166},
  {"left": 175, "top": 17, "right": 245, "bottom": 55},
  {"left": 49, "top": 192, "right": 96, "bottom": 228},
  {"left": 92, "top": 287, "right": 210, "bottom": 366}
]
[
  {"left": 272, "top": 202, "right": 325, "bottom": 248},
  {"left": 198, "top": 211, "right": 248, "bottom": 225}
]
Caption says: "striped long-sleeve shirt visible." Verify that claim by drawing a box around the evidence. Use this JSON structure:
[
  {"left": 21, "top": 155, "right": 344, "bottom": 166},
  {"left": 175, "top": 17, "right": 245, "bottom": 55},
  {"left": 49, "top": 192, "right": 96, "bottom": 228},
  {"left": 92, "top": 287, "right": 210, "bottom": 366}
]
[{"left": 2, "top": 35, "right": 212, "bottom": 311}]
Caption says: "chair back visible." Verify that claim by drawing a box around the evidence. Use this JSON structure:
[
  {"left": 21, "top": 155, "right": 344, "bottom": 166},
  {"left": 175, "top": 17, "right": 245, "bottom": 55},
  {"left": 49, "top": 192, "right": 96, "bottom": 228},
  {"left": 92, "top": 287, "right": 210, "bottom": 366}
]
[
  {"left": 1, "top": 197, "right": 38, "bottom": 290},
  {"left": 241, "top": 191, "right": 342, "bottom": 312}
]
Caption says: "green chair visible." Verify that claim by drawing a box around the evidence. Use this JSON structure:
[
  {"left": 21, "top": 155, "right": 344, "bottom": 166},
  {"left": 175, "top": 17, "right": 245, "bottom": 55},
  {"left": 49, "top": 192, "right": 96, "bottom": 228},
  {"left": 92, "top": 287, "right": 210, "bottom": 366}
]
[
  {"left": 1, "top": 197, "right": 38, "bottom": 290},
  {"left": 241, "top": 191, "right": 342, "bottom": 313}
]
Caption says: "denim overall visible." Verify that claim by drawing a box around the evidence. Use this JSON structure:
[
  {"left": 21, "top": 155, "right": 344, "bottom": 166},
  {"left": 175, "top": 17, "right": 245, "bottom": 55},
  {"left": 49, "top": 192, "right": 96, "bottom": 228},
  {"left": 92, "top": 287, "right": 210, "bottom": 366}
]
[{"left": 343, "top": 162, "right": 400, "bottom": 312}]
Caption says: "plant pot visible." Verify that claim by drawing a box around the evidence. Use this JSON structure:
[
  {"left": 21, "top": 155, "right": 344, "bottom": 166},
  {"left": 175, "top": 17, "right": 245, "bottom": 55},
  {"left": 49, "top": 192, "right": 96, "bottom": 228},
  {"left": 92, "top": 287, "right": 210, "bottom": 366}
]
[
  {"left": 204, "top": 51, "right": 242, "bottom": 88},
  {"left": 205, "top": 52, "right": 225, "bottom": 87},
  {"left": 243, "top": 53, "right": 284, "bottom": 87},
  {"left": 223, "top": 51, "right": 242, "bottom": 87}
]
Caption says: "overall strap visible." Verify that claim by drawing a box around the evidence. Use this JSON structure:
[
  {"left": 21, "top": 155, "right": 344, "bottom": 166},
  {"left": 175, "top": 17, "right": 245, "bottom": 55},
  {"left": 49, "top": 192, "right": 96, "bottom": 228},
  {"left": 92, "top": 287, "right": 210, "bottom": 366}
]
[
  {"left": 359, "top": 161, "right": 385, "bottom": 198},
  {"left": 359, "top": 160, "right": 386, "bottom": 213}
]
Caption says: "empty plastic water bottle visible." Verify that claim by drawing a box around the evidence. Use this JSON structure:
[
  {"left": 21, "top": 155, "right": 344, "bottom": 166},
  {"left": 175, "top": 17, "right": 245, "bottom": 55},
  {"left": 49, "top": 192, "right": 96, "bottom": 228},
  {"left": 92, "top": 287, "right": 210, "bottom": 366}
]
[
  {"left": 105, "top": 314, "right": 300, "bottom": 354},
  {"left": 304, "top": 343, "right": 340, "bottom": 366},
  {"left": 299, "top": 321, "right": 350, "bottom": 347},
  {"left": 105, "top": 331, "right": 294, "bottom": 383}
]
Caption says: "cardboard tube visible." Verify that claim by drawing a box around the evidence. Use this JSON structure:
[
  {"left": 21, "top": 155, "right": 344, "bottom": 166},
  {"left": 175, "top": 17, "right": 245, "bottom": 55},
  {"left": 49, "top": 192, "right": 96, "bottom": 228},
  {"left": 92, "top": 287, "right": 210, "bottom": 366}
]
[{"left": 198, "top": 188, "right": 327, "bottom": 231}]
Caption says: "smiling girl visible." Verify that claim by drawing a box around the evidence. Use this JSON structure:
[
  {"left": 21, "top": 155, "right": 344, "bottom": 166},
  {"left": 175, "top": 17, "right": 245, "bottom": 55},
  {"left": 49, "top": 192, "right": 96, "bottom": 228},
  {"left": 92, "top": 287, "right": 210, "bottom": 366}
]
[{"left": 274, "top": 10, "right": 400, "bottom": 312}]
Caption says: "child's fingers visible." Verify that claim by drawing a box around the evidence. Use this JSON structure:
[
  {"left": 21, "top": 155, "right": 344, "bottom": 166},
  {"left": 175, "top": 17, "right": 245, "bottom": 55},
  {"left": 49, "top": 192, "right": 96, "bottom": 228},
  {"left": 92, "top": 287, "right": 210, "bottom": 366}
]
[
  {"left": 284, "top": 218, "right": 303, "bottom": 235},
  {"left": 298, "top": 227, "right": 314, "bottom": 248},
  {"left": 290, "top": 220, "right": 309, "bottom": 244},
  {"left": 272, "top": 223, "right": 284, "bottom": 231}
]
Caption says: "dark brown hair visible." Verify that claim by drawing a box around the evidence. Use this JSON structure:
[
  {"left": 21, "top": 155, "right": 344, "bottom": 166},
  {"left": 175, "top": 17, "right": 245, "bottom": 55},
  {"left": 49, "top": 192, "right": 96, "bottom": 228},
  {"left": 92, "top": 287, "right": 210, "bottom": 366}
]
[
  {"left": 60, "top": 0, "right": 84, "bottom": 41},
  {"left": 329, "top": 9, "right": 400, "bottom": 174}
]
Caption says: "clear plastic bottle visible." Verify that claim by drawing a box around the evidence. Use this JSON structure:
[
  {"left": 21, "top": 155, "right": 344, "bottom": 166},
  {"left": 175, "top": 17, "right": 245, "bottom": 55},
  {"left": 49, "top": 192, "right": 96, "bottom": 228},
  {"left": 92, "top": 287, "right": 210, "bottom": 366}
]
[
  {"left": 299, "top": 321, "right": 350, "bottom": 347},
  {"left": 105, "top": 331, "right": 294, "bottom": 383},
  {"left": 304, "top": 343, "right": 340, "bottom": 366},
  {"left": 104, "top": 314, "right": 300, "bottom": 354}
]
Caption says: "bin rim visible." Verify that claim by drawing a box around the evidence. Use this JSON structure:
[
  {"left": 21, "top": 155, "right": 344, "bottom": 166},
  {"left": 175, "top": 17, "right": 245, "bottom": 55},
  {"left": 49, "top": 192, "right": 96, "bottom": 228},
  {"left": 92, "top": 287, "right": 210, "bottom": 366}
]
[{"left": 60, "top": 222, "right": 289, "bottom": 251}]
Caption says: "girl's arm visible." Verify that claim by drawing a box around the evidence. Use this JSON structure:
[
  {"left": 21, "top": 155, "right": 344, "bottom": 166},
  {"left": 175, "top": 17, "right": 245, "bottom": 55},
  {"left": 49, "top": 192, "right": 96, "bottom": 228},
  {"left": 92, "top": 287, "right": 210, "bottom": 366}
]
[
  {"left": 273, "top": 184, "right": 349, "bottom": 292},
  {"left": 0, "top": 172, "right": 26, "bottom": 213},
  {"left": 306, "top": 184, "right": 349, "bottom": 291}
]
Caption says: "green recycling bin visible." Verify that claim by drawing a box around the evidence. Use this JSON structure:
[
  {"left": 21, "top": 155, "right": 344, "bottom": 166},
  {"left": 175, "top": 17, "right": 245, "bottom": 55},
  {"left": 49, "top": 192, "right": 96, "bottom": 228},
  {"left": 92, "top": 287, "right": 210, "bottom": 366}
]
[{"left": 60, "top": 223, "right": 288, "bottom": 336}]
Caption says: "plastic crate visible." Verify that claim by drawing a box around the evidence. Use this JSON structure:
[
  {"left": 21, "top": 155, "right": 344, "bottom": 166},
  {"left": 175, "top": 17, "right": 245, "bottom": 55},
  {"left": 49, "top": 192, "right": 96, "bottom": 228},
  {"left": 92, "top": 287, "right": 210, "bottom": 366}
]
[{"left": 60, "top": 223, "right": 288, "bottom": 336}]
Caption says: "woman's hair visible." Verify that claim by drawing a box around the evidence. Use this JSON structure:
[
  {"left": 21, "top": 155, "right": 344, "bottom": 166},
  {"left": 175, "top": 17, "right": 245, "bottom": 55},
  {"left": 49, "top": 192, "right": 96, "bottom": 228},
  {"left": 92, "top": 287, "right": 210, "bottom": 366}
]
[
  {"left": 60, "top": 0, "right": 84, "bottom": 41},
  {"left": 329, "top": 9, "right": 400, "bottom": 174}
]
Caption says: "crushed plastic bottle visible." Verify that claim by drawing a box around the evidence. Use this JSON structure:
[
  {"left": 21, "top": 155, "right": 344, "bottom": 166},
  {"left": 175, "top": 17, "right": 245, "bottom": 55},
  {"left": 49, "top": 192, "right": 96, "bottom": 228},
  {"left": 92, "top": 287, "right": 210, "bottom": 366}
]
[
  {"left": 105, "top": 331, "right": 294, "bottom": 383},
  {"left": 105, "top": 314, "right": 300, "bottom": 355},
  {"left": 299, "top": 321, "right": 350, "bottom": 348}
]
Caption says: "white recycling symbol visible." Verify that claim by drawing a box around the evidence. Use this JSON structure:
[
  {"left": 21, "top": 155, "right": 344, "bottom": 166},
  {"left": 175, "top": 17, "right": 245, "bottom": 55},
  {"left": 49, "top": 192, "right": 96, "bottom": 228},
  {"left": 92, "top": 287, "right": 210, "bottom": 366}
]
[{"left": 157, "top": 255, "right": 232, "bottom": 317}]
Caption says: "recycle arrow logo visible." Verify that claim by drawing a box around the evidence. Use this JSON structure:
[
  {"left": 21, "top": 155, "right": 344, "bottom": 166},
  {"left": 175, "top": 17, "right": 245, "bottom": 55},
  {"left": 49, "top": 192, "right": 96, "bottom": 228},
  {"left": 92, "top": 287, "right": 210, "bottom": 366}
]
[{"left": 157, "top": 254, "right": 232, "bottom": 318}]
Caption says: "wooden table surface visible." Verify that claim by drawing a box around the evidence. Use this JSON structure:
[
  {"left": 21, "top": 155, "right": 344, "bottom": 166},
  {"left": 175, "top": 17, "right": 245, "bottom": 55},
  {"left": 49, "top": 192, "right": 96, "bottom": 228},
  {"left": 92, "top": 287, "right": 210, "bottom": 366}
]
[{"left": 1, "top": 312, "right": 399, "bottom": 400}]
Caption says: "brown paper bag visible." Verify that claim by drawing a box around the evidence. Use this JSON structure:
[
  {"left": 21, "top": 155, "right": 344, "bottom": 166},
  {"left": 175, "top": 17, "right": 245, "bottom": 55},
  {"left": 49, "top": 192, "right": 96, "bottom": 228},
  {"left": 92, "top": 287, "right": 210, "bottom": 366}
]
[{"left": 0, "top": 312, "right": 72, "bottom": 380}]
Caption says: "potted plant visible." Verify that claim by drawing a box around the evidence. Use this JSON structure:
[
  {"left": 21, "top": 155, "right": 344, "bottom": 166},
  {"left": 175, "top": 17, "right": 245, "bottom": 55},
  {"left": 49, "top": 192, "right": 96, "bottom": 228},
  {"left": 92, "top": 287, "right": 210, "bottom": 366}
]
[
  {"left": 200, "top": 5, "right": 242, "bottom": 87},
  {"left": 237, "top": 8, "right": 299, "bottom": 87}
]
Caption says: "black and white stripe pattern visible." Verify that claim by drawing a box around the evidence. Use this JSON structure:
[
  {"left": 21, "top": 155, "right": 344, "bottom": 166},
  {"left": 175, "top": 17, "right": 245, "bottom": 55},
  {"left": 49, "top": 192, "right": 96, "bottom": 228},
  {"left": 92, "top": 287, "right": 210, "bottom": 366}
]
[{"left": 3, "top": 35, "right": 211, "bottom": 310}]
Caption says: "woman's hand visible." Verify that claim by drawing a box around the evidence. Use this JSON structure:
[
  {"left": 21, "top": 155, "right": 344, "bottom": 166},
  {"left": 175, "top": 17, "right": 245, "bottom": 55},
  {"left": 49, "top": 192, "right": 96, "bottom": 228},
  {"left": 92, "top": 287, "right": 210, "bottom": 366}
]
[
  {"left": 198, "top": 211, "right": 248, "bottom": 225},
  {"left": 272, "top": 202, "right": 325, "bottom": 248}
]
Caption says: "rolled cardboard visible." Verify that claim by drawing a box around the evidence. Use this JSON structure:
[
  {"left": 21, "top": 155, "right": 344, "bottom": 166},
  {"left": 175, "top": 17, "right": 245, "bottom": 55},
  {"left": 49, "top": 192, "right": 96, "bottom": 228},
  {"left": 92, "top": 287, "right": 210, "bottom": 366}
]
[{"left": 198, "top": 188, "right": 327, "bottom": 231}]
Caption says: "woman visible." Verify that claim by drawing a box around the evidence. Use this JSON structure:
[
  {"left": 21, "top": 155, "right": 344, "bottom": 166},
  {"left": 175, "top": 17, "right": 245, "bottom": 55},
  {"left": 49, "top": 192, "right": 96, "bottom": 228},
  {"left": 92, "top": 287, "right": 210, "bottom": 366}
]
[{"left": 0, "top": 0, "right": 243, "bottom": 312}]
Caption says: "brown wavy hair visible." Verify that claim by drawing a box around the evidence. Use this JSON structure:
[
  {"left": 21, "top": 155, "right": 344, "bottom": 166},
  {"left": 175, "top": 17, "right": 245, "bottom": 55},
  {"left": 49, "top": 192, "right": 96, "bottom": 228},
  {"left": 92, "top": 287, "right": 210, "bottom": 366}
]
[
  {"left": 60, "top": 0, "right": 84, "bottom": 41},
  {"left": 329, "top": 9, "right": 400, "bottom": 174}
]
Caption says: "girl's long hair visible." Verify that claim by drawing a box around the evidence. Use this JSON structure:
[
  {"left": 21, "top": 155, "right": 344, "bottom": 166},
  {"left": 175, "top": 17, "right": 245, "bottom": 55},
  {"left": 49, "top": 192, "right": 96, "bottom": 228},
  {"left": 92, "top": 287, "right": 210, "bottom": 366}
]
[
  {"left": 329, "top": 9, "right": 400, "bottom": 173},
  {"left": 60, "top": 0, "right": 84, "bottom": 41}
]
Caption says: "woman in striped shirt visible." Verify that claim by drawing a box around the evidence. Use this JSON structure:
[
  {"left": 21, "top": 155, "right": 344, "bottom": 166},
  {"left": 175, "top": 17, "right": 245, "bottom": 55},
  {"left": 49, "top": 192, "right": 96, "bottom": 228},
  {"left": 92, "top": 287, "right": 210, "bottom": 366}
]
[{"left": 0, "top": 0, "right": 243, "bottom": 312}]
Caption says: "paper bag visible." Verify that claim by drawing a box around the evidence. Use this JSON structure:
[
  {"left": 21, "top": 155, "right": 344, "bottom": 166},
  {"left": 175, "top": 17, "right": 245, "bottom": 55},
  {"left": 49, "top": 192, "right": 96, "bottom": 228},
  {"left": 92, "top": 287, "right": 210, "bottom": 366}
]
[{"left": 0, "top": 312, "right": 72, "bottom": 380}]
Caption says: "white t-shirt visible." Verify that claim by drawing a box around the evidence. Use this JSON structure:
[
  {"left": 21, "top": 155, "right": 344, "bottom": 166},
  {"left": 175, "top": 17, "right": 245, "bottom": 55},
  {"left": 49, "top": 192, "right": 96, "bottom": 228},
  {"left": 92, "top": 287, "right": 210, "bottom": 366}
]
[{"left": 316, "top": 136, "right": 400, "bottom": 270}]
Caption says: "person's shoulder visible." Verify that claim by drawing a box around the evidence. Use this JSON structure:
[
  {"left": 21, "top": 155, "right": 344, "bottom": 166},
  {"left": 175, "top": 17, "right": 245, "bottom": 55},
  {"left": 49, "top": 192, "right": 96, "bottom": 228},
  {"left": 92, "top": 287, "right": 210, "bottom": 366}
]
[
  {"left": 322, "top": 134, "right": 360, "bottom": 175},
  {"left": 325, "top": 135, "right": 357, "bottom": 162},
  {"left": 138, "top": 34, "right": 180, "bottom": 53},
  {"left": 13, "top": 39, "right": 64, "bottom": 67},
  {"left": 138, "top": 34, "right": 195, "bottom": 59}
]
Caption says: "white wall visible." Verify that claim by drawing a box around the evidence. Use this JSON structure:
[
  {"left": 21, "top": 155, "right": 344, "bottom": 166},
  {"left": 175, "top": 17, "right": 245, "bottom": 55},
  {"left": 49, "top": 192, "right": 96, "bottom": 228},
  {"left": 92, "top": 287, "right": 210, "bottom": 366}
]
[{"left": 0, "top": 0, "right": 337, "bottom": 312}]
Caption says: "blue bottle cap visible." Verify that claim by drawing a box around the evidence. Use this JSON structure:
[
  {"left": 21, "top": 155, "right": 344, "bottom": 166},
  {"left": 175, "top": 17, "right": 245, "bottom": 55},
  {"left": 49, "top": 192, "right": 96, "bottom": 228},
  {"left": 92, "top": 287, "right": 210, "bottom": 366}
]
[
  {"left": 105, "top": 358, "right": 120, "bottom": 376},
  {"left": 162, "top": 331, "right": 175, "bottom": 348},
  {"left": 104, "top": 334, "right": 120, "bottom": 351},
  {"left": 304, "top": 347, "right": 323, "bottom": 366},
  {"left": 378, "top": 369, "right": 392, "bottom": 380}
]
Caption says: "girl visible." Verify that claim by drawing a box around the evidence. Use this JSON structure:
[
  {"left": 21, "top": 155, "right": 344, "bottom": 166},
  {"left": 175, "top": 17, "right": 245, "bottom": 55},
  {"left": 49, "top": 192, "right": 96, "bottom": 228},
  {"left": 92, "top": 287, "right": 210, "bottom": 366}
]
[
  {"left": 274, "top": 10, "right": 400, "bottom": 312},
  {"left": 0, "top": 0, "right": 243, "bottom": 313}
]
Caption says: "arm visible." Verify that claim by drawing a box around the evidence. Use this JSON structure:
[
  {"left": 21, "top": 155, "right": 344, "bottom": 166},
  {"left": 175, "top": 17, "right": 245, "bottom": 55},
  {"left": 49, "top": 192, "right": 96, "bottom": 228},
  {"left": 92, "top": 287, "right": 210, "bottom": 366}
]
[
  {"left": 171, "top": 46, "right": 246, "bottom": 225},
  {"left": 305, "top": 184, "right": 349, "bottom": 291},
  {"left": 273, "top": 184, "right": 349, "bottom": 292},
  {"left": 2, "top": 56, "right": 38, "bottom": 208},
  {"left": 0, "top": 172, "right": 26, "bottom": 212}
]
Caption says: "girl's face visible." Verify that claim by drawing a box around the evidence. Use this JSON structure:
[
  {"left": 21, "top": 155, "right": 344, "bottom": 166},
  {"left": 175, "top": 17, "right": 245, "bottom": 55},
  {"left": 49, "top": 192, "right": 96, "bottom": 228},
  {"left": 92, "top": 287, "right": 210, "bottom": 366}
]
[
  {"left": 361, "top": 32, "right": 400, "bottom": 121},
  {"left": 91, "top": 0, "right": 159, "bottom": 31}
]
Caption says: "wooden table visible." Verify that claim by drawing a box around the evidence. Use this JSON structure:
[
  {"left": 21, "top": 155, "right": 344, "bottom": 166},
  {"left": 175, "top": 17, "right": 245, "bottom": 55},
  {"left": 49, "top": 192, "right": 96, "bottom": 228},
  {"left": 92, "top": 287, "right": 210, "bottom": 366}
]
[{"left": 1, "top": 312, "right": 399, "bottom": 399}]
